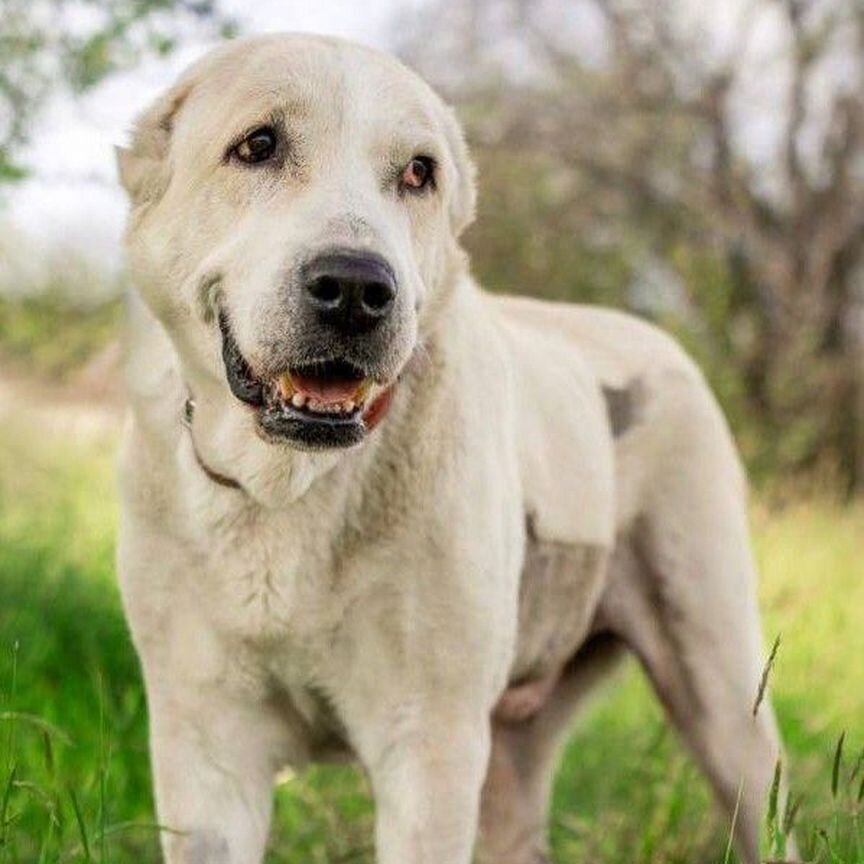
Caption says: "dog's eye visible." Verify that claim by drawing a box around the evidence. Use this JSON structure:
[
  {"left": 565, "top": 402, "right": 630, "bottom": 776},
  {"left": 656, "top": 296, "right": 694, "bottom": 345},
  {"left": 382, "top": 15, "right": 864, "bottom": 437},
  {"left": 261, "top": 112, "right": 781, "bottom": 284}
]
[
  {"left": 232, "top": 126, "right": 278, "bottom": 165},
  {"left": 400, "top": 156, "right": 435, "bottom": 193}
]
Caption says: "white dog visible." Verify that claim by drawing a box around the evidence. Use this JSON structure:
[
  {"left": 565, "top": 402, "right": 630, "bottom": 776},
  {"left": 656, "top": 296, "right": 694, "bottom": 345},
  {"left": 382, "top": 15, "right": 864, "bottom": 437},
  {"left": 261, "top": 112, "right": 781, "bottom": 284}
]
[{"left": 117, "top": 33, "right": 786, "bottom": 864}]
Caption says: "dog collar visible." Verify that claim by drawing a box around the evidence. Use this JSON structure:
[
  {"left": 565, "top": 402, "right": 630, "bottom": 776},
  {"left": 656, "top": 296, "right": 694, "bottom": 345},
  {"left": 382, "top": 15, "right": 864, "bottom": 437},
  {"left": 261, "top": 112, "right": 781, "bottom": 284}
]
[{"left": 181, "top": 396, "right": 245, "bottom": 492}]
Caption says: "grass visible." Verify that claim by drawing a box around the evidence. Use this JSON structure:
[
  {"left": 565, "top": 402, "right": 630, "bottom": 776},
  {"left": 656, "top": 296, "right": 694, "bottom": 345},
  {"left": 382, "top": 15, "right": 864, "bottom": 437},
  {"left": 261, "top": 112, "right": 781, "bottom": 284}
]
[
  {"left": 0, "top": 410, "right": 862, "bottom": 863},
  {"left": 0, "top": 295, "right": 121, "bottom": 379}
]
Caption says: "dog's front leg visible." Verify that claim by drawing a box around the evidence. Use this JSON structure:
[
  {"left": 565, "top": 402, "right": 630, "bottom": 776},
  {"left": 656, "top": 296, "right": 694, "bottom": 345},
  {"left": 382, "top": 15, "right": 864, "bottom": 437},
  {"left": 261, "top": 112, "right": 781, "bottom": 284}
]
[
  {"left": 360, "top": 705, "right": 492, "bottom": 864},
  {"left": 335, "top": 587, "right": 511, "bottom": 864},
  {"left": 144, "top": 681, "right": 290, "bottom": 864}
]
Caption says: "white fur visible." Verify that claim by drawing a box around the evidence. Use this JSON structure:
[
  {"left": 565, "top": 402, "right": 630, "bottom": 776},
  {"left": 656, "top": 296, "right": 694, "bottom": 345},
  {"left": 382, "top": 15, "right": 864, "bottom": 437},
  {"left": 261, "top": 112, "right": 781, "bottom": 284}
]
[{"left": 118, "top": 34, "right": 788, "bottom": 864}]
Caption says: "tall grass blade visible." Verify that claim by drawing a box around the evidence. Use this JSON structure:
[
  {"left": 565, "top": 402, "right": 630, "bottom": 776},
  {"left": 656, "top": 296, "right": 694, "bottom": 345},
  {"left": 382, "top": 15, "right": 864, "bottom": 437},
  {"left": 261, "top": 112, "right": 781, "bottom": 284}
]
[
  {"left": 850, "top": 746, "right": 864, "bottom": 782},
  {"left": 93, "top": 820, "right": 182, "bottom": 842},
  {"left": 98, "top": 673, "right": 106, "bottom": 864},
  {"left": 722, "top": 776, "right": 744, "bottom": 864},
  {"left": 1, "top": 764, "right": 17, "bottom": 829},
  {"left": 0, "top": 764, "right": 17, "bottom": 864},
  {"left": 0, "top": 713, "right": 72, "bottom": 746},
  {"left": 69, "top": 787, "right": 92, "bottom": 863},
  {"left": 753, "top": 634, "right": 781, "bottom": 717},
  {"left": 767, "top": 759, "right": 783, "bottom": 856},
  {"left": 832, "top": 731, "right": 845, "bottom": 799},
  {"left": 3, "top": 643, "right": 19, "bottom": 781},
  {"left": 782, "top": 792, "right": 802, "bottom": 837},
  {"left": 41, "top": 731, "right": 54, "bottom": 776},
  {"left": 37, "top": 814, "right": 56, "bottom": 864}
]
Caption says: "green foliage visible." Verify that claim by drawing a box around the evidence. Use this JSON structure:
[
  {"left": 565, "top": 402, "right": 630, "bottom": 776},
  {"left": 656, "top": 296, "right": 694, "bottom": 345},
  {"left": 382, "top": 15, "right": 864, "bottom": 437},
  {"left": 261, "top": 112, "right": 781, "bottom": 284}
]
[
  {"left": 0, "top": 155, "right": 27, "bottom": 185},
  {"left": 466, "top": 149, "right": 631, "bottom": 306},
  {"left": 0, "top": 0, "right": 234, "bottom": 181}
]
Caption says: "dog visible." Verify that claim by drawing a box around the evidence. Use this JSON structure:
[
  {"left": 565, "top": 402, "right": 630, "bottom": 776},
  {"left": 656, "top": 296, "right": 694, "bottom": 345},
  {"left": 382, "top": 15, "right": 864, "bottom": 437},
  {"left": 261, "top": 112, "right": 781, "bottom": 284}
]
[{"left": 116, "top": 33, "right": 787, "bottom": 864}]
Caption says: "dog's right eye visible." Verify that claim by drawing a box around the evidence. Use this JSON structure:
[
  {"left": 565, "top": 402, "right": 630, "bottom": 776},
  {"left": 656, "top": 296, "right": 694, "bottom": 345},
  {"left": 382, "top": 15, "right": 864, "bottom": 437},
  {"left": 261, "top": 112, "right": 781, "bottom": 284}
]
[{"left": 231, "top": 127, "right": 278, "bottom": 165}]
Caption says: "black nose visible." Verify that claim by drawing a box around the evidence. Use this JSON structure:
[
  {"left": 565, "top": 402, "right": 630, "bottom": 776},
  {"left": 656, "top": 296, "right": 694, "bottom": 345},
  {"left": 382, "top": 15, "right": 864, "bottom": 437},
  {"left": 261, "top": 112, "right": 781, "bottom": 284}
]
[{"left": 301, "top": 252, "right": 397, "bottom": 333}]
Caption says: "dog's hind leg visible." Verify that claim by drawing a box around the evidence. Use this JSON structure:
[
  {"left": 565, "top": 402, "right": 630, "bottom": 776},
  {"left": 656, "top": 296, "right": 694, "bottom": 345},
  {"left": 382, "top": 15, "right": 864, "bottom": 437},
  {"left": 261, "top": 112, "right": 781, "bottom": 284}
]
[
  {"left": 476, "top": 635, "right": 625, "bottom": 864},
  {"left": 601, "top": 464, "right": 789, "bottom": 864}
]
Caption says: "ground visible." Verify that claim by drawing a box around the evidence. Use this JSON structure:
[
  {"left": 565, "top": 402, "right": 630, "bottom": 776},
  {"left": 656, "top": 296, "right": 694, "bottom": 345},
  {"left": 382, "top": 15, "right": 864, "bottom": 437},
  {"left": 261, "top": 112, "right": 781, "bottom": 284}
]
[{"left": 0, "top": 371, "right": 862, "bottom": 864}]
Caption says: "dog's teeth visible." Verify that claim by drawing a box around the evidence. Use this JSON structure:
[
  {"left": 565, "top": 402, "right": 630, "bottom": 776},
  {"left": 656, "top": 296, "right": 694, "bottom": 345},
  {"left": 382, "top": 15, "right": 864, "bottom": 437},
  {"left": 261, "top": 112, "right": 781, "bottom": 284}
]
[
  {"left": 289, "top": 394, "right": 356, "bottom": 415},
  {"left": 277, "top": 374, "right": 295, "bottom": 399},
  {"left": 355, "top": 380, "right": 371, "bottom": 404}
]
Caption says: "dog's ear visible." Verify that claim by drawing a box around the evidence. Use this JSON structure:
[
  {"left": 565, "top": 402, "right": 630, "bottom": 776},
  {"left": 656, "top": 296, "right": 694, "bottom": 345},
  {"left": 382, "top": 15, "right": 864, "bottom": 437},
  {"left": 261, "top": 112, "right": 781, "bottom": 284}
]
[
  {"left": 440, "top": 104, "right": 477, "bottom": 237},
  {"left": 116, "top": 79, "right": 194, "bottom": 208}
]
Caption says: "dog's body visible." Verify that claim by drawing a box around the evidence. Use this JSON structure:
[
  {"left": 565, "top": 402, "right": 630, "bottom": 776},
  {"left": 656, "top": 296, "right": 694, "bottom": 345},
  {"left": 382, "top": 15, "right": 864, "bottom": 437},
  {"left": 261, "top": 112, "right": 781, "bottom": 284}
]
[{"left": 118, "top": 34, "right": 785, "bottom": 864}]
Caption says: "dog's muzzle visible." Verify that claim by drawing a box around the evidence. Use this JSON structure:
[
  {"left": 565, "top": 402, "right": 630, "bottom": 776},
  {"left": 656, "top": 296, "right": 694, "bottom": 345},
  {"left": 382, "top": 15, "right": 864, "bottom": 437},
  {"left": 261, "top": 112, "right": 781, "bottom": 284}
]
[{"left": 218, "top": 300, "right": 398, "bottom": 451}]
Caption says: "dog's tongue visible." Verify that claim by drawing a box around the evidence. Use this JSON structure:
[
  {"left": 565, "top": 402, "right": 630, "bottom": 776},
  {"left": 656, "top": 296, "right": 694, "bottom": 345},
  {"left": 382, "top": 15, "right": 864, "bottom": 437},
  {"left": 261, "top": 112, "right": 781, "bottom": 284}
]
[{"left": 290, "top": 374, "right": 362, "bottom": 404}]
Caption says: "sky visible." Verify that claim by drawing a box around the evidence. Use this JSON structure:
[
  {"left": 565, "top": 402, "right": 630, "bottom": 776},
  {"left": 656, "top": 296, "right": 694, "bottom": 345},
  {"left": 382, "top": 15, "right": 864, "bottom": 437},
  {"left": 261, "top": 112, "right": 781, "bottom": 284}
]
[{"left": 2, "top": 0, "right": 416, "bottom": 279}]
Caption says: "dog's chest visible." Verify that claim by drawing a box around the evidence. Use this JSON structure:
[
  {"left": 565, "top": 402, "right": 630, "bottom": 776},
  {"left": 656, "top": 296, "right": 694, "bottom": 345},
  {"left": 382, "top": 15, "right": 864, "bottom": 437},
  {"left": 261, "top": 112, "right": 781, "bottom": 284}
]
[{"left": 190, "top": 506, "right": 347, "bottom": 649}]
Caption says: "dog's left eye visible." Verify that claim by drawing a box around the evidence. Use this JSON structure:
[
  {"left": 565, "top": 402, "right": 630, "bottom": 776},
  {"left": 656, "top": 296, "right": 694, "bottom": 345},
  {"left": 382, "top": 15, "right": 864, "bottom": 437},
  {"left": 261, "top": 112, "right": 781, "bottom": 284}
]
[
  {"left": 232, "top": 126, "right": 278, "bottom": 165},
  {"left": 400, "top": 156, "right": 435, "bottom": 193}
]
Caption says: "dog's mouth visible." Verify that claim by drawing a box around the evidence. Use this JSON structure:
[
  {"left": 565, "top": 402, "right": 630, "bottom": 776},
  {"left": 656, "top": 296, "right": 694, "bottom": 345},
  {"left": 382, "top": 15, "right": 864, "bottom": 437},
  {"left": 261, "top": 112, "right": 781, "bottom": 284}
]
[{"left": 219, "top": 312, "right": 396, "bottom": 449}]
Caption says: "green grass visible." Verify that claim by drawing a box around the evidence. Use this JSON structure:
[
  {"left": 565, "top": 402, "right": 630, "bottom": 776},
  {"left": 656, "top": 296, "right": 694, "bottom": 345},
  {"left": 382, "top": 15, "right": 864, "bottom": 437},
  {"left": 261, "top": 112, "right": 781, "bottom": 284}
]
[
  {"left": 0, "top": 295, "right": 120, "bottom": 379},
  {"left": 1, "top": 414, "right": 862, "bottom": 863}
]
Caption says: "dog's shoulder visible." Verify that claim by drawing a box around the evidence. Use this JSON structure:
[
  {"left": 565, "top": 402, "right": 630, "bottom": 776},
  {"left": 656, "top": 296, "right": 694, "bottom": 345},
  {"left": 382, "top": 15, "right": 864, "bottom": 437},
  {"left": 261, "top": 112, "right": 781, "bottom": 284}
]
[
  {"left": 491, "top": 295, "right": 745, "bottom": 535},
  {"left": 488, "top": 295, "right": 617, "bottom": 549}
]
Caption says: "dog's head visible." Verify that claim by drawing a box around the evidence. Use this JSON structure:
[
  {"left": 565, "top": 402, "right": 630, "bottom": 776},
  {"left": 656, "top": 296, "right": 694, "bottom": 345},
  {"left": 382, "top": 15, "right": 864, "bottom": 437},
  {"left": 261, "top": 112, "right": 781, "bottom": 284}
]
[{"left": 119, "top": 34, "right": 475, "bottom": 451}]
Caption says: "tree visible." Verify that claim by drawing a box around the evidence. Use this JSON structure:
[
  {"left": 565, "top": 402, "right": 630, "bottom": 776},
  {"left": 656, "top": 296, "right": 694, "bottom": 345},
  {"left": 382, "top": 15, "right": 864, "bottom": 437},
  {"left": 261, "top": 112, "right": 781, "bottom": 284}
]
[
  {"left": 0, "top": 0, "right": 234, "bottom": 182},
  {"left": 397, "top": 0, "right": 864, "bottom": 493}
]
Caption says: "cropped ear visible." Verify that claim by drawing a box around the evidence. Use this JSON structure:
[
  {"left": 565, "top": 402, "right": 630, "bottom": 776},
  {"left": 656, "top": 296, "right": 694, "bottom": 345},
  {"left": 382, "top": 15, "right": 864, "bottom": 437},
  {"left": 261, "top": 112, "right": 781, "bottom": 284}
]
[
  {"left": 116, "top": 79, "right": 194, "bottom": 208},
  {"left": 440, "top": 103, "right": 477, "bottom": 237}
]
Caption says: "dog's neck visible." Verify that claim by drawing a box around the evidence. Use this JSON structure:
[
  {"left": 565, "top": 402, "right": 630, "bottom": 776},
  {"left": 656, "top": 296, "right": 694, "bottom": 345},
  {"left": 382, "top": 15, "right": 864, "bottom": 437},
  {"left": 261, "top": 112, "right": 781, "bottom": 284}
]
[
  {"left": 177, "top": 371, "right": 349, "bottom": 508},
  {"left": 181, "top": 394, "right": 246, "bottom": 492}
]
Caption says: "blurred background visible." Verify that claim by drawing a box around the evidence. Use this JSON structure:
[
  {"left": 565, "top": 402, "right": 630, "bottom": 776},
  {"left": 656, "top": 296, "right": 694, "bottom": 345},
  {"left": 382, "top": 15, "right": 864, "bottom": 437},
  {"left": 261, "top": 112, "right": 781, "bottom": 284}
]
[{"left": 0, "top": 1, "right": 862, "bottom": 863}]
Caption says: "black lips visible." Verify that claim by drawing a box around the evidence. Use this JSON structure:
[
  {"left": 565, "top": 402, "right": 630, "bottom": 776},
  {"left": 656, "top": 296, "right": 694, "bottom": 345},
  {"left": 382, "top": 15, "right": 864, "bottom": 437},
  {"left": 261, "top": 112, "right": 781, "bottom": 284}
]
[
  {"left": 258, "top": 401, "right": 366, "bottom": 449},
  {"left": 219, "top": 311, "right": 264, "bottom": 406}
]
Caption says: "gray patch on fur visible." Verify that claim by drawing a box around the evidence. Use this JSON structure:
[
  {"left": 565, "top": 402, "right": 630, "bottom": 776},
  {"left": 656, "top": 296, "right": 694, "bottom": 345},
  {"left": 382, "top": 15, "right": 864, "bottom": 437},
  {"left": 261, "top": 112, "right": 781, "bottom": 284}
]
[
  {"left": 185, "top": 830, "right": 230, "bottom": 864},
  {"left": 524, "top": 511, "right": 539, "bottom": 543},
  {"left": 602, "top": 378, "right": 645, "bottom": 438},
  {"left": 198, "top": 272, "right": 224, "bottom": 324},
  {"left": 510, "top": 527, "right": 609, "bottom": 684}
]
